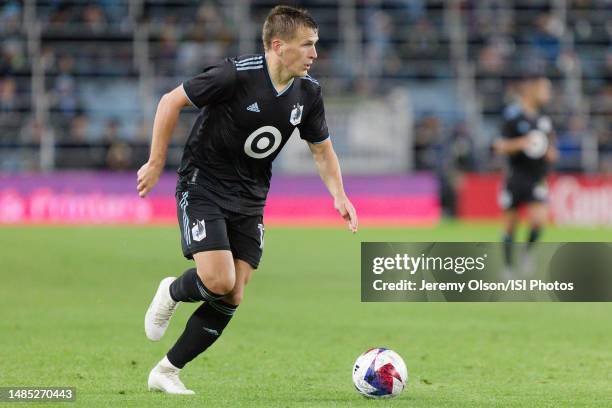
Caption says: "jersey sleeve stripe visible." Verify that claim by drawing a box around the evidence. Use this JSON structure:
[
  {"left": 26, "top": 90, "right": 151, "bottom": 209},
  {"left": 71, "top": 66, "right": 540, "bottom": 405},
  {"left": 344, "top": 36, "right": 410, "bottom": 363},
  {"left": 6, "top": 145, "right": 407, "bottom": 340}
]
[
  {"left": 236, "top": 65, "right": 263, "bottom": 71},
  {"left": 235, "top": 60, "right": 264, "bottom": 68},
  {"left": 235, "top": 56, "right": 263, "bottom": 65}
]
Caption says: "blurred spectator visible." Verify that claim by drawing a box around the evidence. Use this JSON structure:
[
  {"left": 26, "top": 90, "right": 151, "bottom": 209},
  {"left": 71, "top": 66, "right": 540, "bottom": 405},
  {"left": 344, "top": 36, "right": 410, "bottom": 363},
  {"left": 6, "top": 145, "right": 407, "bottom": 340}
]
[
  {"left": 155, "top": 17, "right": 179, "bottom": 76},
  {"left": 0, "top": 76, "right": 21, "bottom": 142},
  {"left": 98, "top": 0, "right": 126, "bottom": 24},
  {"left": 40, "top": 46, "right": 57, "bottom": 74},
  {"left": 51, "top": 55, "right": 81, "bottom": 120},
  {"left": 55, "top": 113, "right": 94, "bottom": 168},
  {"left": 557, "top": 115, "right": 589, "bottom": 171},
  {"left": 131, "top": 118, "right": 152, "bottom": 166},
  {"left": 363, "top": 9, "right": 395, "bottom": 82},
  {"left": 48, "top": 3, "right": 74, "bottom": 28},
  {"left": 177, "top": 2, "right": 234, "bottom": 75},
  {"left": 106, "top": 141, "right": 132, "bottom": 170},
  {"left": 598, "top": 127, "right": 612, "bottom": 174},
  {"left": 602, "top": 50, "right": 612, "bottom": 86},
  {"left": 0, "top": 1, "right": 21, "bottom": 35},
  {"left": 438, "top": 121, "right": 476, "bottom": 216},
  {"left": 98, "top": 117, "right": 132, "bottom": 170},
  {"left": 67, "top": 113, "right": 90, "bottom": 143},
  {"left": 1, "top": 39, "right": 27, "bottom": 74},
  {"left": 529, "top": 13, "right": 563, "bottom": 64},
  {"left": 19, "top": 117, "right": 45, "bottom": 145},
  {"left": 414, "top": 114, "right": 443, "bottom": 170},
  {"left": 404, "top": 17, "right": 439, "bottom": 79},
  {"left": 592, "top": 84, "right": 612, "bottom": 119},
  {"left": 101, "top": 117, "right": 121, "bottom": 143},
  {"left": 82, "top": 4, "right": 108, "bottom": 34},
  {"left": 476, "top": 40, "right": 509, "bottom": 114},
  {"left": 448, "top": 121, "right": 476, "bottom": 172},
  {"left": 0, "top": 77, "right": 17, "bottom": 113}
]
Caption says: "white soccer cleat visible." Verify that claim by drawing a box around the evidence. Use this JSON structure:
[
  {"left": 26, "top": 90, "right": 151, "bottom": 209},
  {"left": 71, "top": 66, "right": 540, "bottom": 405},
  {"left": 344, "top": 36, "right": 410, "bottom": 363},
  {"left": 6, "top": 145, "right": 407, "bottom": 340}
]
[
  {"left": 520, "top": 250, "right": 535, "bottom": 278},
  {"left": 148, "top": 356, "right": 195, "bottom": 395},
  {"left": 501, "top": 266, "right": 514, "bottom": 280},
  {"left": 145, "top": 277, "right": 178, "bottom": 341}
]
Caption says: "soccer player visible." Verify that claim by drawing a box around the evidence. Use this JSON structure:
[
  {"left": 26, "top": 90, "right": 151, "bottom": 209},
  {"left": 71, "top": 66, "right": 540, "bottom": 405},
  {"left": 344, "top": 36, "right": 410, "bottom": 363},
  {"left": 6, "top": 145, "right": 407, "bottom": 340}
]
[
  {"left": 493, "top": 72, "right": 558, "bottom": 277},
  {"left": 137, "top": 6, "right": 358, "bottom": 394}
]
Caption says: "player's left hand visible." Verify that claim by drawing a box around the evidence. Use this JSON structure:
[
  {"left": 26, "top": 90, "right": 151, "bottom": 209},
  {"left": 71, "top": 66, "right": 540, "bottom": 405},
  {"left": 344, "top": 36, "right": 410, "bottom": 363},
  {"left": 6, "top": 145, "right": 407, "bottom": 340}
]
[
  {"left": 334, "top": 195, "right": 358, "bottom": 233},
  {"left": 545, "top": 146, "right": 559, "bottom": 163}
]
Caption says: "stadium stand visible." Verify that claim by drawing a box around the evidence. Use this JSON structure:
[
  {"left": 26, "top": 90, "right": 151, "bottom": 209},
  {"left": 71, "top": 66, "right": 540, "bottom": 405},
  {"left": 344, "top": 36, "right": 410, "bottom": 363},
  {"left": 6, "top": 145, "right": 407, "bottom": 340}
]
[{"left": 0, "top": 0, "right": 609, "bottom": 179}]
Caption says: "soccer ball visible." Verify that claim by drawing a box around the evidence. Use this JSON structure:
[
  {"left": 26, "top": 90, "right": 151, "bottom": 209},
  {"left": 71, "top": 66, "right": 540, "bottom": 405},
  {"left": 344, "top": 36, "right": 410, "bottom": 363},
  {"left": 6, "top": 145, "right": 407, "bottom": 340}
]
[{"left": 352, "top": 348, "right": 408, "bottom": 398}]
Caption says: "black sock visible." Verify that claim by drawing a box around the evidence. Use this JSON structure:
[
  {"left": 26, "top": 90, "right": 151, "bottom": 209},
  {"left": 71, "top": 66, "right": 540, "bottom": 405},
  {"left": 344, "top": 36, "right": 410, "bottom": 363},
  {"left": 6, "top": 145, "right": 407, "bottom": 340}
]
[
  {"left": 166, "top": 300, "right": 238, "bottom": 368},
  {"left": 526, "top": 227, "right": 541, "bottom": 250},
  {"left": 503, "top": 233, "right": 514, "bottom": 267},
  {"left": 169, "top": 268, "right": 224, "bottom": 303}
]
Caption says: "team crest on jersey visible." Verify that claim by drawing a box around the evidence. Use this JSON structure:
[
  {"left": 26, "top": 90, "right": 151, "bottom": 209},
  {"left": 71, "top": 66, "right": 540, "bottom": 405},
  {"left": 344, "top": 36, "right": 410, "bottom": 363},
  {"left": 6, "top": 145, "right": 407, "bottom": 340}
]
[
  {"left": 290, "top": 103, "right": 303, "bottom": 125},
  {"left": 191, "top": 219, "right": 206, "bottom": 242}
]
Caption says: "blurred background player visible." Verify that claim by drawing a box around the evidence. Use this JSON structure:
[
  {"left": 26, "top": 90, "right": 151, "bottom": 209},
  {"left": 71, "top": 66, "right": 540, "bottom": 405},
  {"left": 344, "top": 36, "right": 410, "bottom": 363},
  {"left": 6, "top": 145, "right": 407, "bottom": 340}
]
[
  {"left": 138, "top": 6, "right": 357, "bottom": 395},
  {"left": 494, "top": 71, "right": 559, "bottom": 277}
]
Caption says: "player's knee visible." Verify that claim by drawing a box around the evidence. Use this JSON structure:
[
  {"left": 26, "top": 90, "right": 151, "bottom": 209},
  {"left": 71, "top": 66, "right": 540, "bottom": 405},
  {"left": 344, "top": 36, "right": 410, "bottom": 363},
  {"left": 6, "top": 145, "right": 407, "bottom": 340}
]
[
  {"left": 206, "top": 273, "right": 236, "bottom": 295},
  {"left": 197, "top": 267, "right": 235, "bottom": 295}
]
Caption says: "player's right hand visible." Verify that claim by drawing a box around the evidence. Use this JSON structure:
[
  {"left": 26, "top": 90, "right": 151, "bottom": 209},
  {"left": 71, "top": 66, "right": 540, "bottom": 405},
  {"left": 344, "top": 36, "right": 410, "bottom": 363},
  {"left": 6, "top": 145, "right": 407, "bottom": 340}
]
[{"left": 137, "top": 161, "right": 163, "bottom": 198}]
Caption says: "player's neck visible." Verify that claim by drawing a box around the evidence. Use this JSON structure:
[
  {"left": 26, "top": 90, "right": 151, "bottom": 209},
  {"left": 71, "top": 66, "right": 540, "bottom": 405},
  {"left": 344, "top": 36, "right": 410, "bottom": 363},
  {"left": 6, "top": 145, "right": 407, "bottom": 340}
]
[
  {"left": 519, "top": 97, "right": 539, "bottom": 116},
  {"left": 265, "top": 53, "right": 294, "bottom": 93}
]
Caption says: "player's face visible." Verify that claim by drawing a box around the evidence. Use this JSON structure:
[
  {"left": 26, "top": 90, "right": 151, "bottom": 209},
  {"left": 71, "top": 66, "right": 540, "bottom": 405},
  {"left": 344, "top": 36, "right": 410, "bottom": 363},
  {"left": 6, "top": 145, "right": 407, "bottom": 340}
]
[
  {"left": 532, "top": 78, "right": 552, "bottom": 107},
  {"left": 281, "top": 26, "right": 318, "bottom": 77}
]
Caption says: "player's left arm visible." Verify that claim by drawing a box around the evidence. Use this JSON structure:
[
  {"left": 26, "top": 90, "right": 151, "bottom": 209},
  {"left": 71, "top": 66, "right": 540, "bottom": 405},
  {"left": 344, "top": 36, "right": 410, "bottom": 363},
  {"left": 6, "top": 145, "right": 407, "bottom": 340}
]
[
  {"left": 545, "top": 131, "right": 559, "bottom": 163},
  {"left": 308, "top": 139, "right": 358, "bottom": 233}
]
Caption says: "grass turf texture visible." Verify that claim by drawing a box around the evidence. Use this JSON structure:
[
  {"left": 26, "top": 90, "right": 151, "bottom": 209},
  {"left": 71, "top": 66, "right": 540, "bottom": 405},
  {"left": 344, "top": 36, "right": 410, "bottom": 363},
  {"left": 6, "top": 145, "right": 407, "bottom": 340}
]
[{"left": 1, "top": 223, "right": 611, "bottom": 407}]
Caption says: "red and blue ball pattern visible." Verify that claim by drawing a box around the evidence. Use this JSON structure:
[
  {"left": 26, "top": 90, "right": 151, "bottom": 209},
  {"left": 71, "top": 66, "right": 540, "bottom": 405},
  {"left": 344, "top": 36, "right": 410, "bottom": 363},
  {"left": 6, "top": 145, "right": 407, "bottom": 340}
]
[{"left": 353, "top": 348, "right": 407, "bottom": 398}]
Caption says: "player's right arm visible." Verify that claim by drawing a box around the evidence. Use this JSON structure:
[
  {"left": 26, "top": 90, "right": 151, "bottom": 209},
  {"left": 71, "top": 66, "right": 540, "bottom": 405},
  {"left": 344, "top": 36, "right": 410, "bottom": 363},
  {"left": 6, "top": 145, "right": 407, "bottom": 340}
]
[
  {"left": 493, "top": 136, "right": 530, "bottom": 155},
  {"left": 137, "top": 59, "right": 236, "bottom": 197},
  {"left": 137, "top": 85, "right": 191, "bottom": 198},
  {"left": 493, "top": 106, "right": 530, "bottom": 156}
]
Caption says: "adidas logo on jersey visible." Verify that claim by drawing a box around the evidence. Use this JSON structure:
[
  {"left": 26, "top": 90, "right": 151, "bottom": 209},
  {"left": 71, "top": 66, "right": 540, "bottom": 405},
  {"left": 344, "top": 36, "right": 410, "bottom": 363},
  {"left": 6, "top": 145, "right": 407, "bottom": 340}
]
[{"left": 246, "top": 102, "right": 260, "bottom": 113}]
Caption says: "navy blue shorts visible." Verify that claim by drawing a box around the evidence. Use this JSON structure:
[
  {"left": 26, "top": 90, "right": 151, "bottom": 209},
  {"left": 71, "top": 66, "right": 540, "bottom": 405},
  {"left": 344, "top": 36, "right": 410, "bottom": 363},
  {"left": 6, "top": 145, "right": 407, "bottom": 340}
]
[{"left": 498, "top": 177, "right": 548, "bottom": 210}]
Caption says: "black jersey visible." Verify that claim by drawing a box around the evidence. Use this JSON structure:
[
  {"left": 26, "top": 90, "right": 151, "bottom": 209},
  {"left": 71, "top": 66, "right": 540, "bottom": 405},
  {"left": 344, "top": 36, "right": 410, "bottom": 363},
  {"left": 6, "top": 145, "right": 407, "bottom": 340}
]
[
  {"left": 501, "top": 102, "right": 554, "bottom": 181},
  {"left": 178, "top": 54, "right": 329, "bottom": 215}
]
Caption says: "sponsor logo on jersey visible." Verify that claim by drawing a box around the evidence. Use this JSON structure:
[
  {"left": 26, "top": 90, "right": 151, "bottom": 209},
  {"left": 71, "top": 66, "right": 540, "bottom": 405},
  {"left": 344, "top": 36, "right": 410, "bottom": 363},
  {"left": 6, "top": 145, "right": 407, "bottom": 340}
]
[{"left": 290, "top": 103, "right": 303, "bottom": 125}]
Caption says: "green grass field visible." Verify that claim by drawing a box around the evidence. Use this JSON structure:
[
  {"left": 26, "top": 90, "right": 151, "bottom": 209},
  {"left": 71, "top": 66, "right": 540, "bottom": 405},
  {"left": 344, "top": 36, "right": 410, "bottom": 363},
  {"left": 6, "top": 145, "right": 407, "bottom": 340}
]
[{"left": 1, "top": 223, "right": 611, "bottom": 407}]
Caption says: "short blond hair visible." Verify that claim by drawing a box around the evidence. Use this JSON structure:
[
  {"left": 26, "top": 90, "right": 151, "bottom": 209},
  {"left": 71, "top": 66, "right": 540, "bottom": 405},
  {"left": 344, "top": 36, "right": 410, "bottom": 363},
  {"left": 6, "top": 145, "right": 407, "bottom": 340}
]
[{"left": 262, "top": 5, "right": 318, "bottom": 51}]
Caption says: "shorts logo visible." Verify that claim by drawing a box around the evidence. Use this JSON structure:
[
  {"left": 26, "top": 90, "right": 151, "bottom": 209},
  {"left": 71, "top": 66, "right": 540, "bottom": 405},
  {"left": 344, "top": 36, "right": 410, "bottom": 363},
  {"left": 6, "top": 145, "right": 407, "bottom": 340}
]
[
  {"left": 498, "top": 189, "right": 512, "bottom": 210},
  {"left": 191, "top": 219, "right": 207, "bottom": 242},
  {"left": 289, "top": 103, "right": 303, "bottom": 125},
  {"left": 533, "top": 183, "right": 549, "bottom": 200}
]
